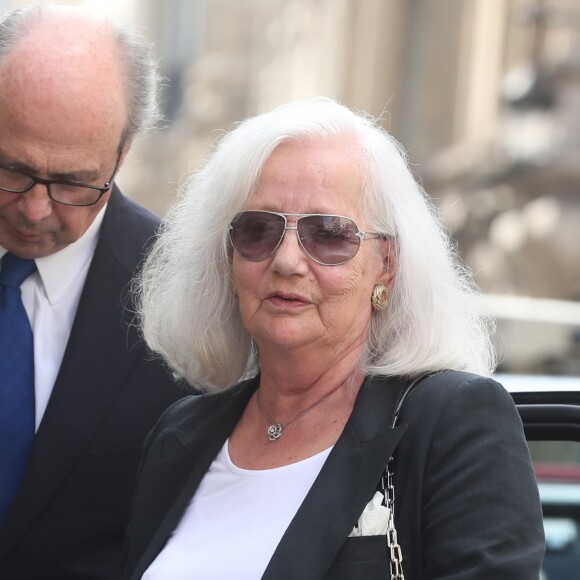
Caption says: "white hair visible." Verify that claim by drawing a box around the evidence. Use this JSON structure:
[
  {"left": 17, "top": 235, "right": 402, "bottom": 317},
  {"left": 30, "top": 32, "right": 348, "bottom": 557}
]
[{"left": 137, "top": 97, "right": 496, "bottom": 392}]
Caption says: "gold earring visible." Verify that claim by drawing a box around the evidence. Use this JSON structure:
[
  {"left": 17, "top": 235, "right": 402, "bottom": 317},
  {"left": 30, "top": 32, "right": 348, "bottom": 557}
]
[{"left": 371, "top": 284, "right": 389, "bottom": 311}]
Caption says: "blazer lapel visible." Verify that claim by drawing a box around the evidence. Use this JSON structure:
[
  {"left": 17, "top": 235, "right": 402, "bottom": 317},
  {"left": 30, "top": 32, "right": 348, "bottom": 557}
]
[
  {"left": 128, "top": 375, "right": 407, "bottom": 580},
  {"left": 263, "top": 376, "right": 407, "bottom": 580},
  {"left": 0, "top": 189, "right": 149, "bottom": 553},
  {"left": 128, "top": 380, "right": 258, "bottom": 580}
]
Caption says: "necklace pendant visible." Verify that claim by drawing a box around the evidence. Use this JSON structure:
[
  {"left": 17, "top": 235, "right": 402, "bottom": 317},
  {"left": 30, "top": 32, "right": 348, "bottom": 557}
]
[{"left": 267, "top": 423, "right": 283, "bottom": 441}]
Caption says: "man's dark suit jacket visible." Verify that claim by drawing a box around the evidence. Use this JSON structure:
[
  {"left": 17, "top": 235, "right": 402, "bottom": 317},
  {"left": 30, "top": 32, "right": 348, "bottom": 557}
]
[
  {"left": 0, "top": 187, "right": 186, "bottom": 580},
  {"left": 123, "top": 371, "right": 545, "bottom": 580}
]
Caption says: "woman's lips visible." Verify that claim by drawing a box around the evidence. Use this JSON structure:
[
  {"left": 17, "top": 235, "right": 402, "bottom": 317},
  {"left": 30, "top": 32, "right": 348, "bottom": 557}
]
[{"left": 267, "top": 292, "right": 310, "bottom": 308}]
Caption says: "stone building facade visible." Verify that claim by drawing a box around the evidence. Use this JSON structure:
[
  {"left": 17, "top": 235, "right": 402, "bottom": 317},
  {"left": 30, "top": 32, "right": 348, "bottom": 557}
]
[{"left": 6, "top": 0, "right": 580, "bottom": 372}]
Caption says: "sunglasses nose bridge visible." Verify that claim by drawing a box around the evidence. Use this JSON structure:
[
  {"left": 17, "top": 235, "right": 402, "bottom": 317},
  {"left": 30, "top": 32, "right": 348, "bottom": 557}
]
[
  {"left": 269, "top": 218, "right": 307, "bottom": 261},
  {"left": 276, "top": 217, "right": 298, "bottom": 246}
]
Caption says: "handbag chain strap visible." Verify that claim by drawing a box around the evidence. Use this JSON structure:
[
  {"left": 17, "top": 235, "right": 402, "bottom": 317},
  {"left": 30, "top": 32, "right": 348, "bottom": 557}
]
[
  {"left": 382, "top": 373, "right": 432, "bottom": 580},
  {"left": 382, "top": 458, "right": 404, "bottom": 579}
]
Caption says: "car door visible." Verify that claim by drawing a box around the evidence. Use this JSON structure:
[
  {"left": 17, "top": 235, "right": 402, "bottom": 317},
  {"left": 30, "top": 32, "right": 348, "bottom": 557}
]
[{"left": 500, "top": 375, "right": 580, "bottom": 580}]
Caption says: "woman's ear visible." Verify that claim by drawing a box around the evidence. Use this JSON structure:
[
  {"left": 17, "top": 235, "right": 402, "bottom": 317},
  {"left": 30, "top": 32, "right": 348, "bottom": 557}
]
[{"left": 378, "top": 237, "right": 397, "bottom": 288}]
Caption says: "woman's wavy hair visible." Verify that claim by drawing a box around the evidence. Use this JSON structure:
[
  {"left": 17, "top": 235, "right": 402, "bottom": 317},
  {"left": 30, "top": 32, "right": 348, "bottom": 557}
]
[{"left": 137, "top": 97, "right": 496, "bottom": 392}]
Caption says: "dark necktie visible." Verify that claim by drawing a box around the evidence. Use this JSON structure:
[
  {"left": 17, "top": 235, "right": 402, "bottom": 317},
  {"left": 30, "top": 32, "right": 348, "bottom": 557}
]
[{"left": 0, "top": 252, "right": 37, "bottom": 523}]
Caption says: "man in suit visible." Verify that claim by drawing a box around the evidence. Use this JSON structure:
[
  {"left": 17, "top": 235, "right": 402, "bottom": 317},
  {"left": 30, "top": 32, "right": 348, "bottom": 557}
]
[{"left": 0, "top": 5, "right": 186, "bottom": 579}]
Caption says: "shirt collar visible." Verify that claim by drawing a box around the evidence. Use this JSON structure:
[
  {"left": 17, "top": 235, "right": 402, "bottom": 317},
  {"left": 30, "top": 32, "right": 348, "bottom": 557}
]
[{"left": 1, "top": 203, "right": 107, "bottom": 305}]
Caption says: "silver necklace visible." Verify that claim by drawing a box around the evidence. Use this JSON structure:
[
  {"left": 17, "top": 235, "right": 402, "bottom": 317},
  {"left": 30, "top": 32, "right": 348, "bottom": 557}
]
[{"left": 255, "top": 383, "right": 344, "bottom": 442}]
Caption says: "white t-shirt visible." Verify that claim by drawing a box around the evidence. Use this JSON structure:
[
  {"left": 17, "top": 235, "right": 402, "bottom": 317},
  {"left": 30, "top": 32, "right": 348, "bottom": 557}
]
[{"left": 143, "top": 440, "right": 332, "bottom": 580}]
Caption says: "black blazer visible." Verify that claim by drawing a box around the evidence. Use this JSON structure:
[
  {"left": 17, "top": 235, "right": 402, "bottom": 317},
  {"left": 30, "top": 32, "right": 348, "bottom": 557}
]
[
  {"left": 0, "top": 187, "right": 187, "bottom": 580},
  {"left": 123, "top": 371, "right": 545, "bottom": 580}
]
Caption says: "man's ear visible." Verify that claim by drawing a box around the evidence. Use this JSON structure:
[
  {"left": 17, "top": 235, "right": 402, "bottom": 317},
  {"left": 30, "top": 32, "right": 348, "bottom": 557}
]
[{"left": 118, "top": 140, "right": 133, "bottom": 168}]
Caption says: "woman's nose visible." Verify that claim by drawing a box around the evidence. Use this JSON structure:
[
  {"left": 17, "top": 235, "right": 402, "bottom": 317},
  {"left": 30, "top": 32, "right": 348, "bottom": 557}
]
[{"left": 270, "top": 226, "right": 309, "bottom": 275}]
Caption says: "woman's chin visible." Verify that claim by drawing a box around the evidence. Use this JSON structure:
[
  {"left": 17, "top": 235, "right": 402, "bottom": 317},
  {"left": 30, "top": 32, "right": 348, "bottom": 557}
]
[{"left": 254, "top": 321, "right": 320, "bottom": 354}]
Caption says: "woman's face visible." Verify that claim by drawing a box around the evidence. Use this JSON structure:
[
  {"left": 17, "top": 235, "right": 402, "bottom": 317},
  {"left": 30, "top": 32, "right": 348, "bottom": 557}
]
[{"left": 232, "top": 138, "right": 395, "bottom": 359}]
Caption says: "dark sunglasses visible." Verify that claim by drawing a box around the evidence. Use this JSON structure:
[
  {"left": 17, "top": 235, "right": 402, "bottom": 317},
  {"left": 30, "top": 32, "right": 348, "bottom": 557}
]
[{"left": 228, "top": 210, "right": 384, "bottom": 266}]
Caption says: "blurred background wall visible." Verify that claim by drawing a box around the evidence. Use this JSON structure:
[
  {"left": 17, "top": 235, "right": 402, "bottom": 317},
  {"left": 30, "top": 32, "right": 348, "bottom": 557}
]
[{"left": 3, "top": 0, "right": 580, "bottom": 374}]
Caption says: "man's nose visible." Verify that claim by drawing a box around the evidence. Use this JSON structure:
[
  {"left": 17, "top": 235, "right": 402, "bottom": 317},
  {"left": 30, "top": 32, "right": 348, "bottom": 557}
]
[{"left": 16, "top": 183, "right": 53, "bottom": 222}]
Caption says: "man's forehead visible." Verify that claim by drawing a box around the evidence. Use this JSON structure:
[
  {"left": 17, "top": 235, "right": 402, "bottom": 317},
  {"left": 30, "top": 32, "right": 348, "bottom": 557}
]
[
  {"left": 0, "top": 46, "right": 126, "bottom": 153},
  {"left": 1, "top": 42, "right": 120, "bottom": 95}
]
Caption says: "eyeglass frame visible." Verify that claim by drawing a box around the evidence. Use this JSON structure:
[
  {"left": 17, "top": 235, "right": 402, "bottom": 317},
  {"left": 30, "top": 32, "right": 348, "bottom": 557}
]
[
  {"left": 0, "top": 148, "right": 123, "bottom": 207},
  {"left": 227, "top": 210, "right": 386, "bottom": 266}
]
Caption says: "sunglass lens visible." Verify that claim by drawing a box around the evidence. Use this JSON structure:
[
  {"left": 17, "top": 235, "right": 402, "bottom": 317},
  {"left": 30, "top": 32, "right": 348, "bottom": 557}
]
[
  {"left": 298, "top": 215, "right": 360, "bottom": 265},
  {"left": 229, "top": 212, "right": 285, "bottom": 260}
]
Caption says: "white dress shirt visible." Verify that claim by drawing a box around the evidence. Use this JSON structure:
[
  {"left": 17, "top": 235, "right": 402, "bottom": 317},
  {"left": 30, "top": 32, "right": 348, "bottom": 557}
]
[{"left": 1, "top": 204, "right": 106, "bottom": 430}]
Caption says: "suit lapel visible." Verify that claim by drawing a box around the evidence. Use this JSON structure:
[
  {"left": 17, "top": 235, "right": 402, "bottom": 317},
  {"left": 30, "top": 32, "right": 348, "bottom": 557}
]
[
  {"left": 0, "top": 189, "right": 149, "bottom": 552},
  {"left": 263, "top": 376, "right": 407, "bottom": 580}
]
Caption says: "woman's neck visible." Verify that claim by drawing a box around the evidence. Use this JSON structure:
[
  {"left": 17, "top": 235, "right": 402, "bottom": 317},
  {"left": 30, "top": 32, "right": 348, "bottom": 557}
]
[
  {"left": 257, "top": 358, "right": 364, "bottom": 421},
  {"left": 228, "top": 348, "right": 367, "bottom": 469},
  {"left": 256, "top": 334, "right": 366, "bottom": 401}
]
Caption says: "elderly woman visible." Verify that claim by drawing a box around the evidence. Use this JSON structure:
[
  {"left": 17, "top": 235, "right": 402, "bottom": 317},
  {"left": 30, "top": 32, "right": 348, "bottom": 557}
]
[{"left": 123, "top": 98, "right": 544, "bottom": 580}]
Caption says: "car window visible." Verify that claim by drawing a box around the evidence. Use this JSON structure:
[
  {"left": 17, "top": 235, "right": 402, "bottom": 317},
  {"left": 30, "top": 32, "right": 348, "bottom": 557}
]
[{"left": 528, "top": 441, "right": 580, "bottom": 580}]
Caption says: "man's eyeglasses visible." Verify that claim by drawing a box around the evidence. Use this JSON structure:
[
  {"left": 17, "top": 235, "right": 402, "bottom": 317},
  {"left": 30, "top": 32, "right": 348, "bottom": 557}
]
[
  {"left": 0, "top": 151, "right": 122, "bottom": 207},
  {"left": 227, "top": 210, "right": 385, "bottom": 266}
]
